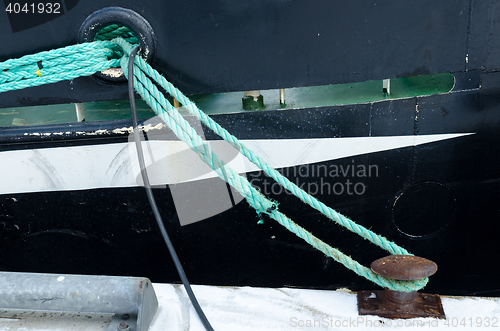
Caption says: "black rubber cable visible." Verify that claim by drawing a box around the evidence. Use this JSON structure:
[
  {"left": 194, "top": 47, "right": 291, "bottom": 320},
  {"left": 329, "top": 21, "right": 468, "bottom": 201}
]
[{"left": 127, "top": 45, "right": 215, "bottom": 331}]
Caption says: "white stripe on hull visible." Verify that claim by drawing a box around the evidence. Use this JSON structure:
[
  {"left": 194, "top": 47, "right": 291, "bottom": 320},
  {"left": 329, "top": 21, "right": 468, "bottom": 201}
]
[{"left": 0, "top": 133, "right": 473, "bottom": 195}]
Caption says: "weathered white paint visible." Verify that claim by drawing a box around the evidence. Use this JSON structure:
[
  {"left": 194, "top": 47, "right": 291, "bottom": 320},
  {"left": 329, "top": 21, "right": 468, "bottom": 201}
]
[
  {"left": 149, "top": 284, "right": 500, "bottom": 331},
  {"left": 0, "top": 133, "right": 473, "bottom": 195}
]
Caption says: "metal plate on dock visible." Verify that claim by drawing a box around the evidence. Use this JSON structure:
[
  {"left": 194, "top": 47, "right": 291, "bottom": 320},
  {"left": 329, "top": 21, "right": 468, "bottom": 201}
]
[
  {"left": 357, "top": 290, "right": 445, "bottom": 319},
  {"left": 0, "top": 310, "right": 115, "bottom": 330},
  {"left": 0, "top": 271, "right": 158, "bottom": 331}
]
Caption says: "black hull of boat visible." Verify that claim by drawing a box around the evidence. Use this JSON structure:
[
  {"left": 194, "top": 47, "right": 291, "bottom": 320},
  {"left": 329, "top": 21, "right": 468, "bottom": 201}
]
[
  {"left": 2, "top": 0, "right": 500, "bottom": 296},
  {"left": 0, "top": 0, "right": 493, "bottom": 108},
  {"left": 1, "top": 84, "right": 500, "bottom": 297}
]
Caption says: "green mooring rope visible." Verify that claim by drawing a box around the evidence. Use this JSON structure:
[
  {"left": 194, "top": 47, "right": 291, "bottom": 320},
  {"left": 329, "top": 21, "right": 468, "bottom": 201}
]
[
  {"left": 0, "top": 41, "right": 122, "bottom": 93},
  {"left": 94, "top": 24, "right": 139, "bottom": 44},
  {"left": 0, "top": 37, "right": 427, "bottom": 292}
]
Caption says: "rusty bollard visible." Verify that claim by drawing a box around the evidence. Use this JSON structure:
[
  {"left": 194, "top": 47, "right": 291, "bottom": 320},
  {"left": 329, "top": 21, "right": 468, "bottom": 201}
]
[{"left": 357, "top": 255, "right": 446, "bottom": 319}]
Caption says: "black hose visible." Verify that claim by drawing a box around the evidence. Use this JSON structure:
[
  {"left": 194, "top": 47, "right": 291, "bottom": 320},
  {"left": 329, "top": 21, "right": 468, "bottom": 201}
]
[{"left": 127, "top": 45, "right": 215, "bottom": 331}]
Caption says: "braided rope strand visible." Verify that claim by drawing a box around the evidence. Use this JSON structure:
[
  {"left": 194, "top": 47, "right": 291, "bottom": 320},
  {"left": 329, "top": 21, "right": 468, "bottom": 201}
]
[
  {"left": 0, "top": 41, "right": 118, "bottom": 70},
  {"left": 0, "top": 59, "right": 120, "bottom": 93},
  {"left": 0, "top": 56, "right": 115, "bottom": 84},
  {"left": 95, "top": 24, "right": 139, "bottom": 44}
]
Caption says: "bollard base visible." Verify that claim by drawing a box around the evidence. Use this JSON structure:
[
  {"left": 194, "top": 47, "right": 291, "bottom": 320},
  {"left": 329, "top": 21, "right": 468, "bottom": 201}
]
[{"left": 357, "top": 290, "right": 446, "bottom": 319}]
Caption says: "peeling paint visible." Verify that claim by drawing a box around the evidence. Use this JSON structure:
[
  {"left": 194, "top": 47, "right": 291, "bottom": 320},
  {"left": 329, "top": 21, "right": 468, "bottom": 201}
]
[
  {"left": 21, "top": 123, "right": 166, "bottom": 137},
  {"left": 101, "top": 68, "right": 124, "bottom": 78},
  {"left": 111, "top": 123, "right": 165, "bottom": 134}
]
